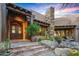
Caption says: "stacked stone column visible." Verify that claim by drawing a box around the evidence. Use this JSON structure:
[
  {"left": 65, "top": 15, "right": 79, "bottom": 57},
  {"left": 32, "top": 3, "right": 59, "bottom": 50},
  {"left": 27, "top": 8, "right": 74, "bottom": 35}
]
[
  {"left": 75, "top": 25, "right": 79, "bottom": 41},
  {"left": 0, "top": 4, "right": 7, "bottom": 42},
  {"left": 45, "top": 7, "right": 54, "bottom": 37}
]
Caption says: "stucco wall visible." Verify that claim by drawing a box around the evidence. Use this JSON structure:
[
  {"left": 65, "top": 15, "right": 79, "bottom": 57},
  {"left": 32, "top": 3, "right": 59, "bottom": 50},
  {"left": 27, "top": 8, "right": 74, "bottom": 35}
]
[
  {"left": 54, "top": 14, "right": 79, "bottom": 26},
  {"left": 54, "top": 17, "right": 71, "bottom": 26}
]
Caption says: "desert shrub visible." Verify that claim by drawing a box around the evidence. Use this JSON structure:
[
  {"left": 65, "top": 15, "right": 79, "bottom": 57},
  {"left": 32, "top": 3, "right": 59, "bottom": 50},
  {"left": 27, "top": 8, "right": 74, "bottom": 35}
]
[
  {"left": 0, "top": 50, "right": 11, "bottom": 56},
  {"left": 37, "top": 36, "right": 63, "bottom": 43},
  {"left": 37, "top": 36, "right": 46, "bottom": 42},
  {"left": 0, "top": 43, "right": 4, "bottom": 49},
  {"left": 0, "top": 38, "right": 11, "bottom": 56},
  {"left": 3, "top": 38, "right": 11, "bottom": 50},
  {"left": 43, "top": 35, "right": 55, "bottom": 41},
  {"left": 45, "top": 36, "right": 63, "bottom": 43},
  {"left": 37, "top": 38, "right": 42, "bottom": 42},
  {"left": 69, "top": 49, "right": 79, "bottom": 56},
  {"left": 54, "top": 36, "right": 63, "bottom": 44},
  {"left": 48, "top": 36, "right": 55, "bottom": 41}
]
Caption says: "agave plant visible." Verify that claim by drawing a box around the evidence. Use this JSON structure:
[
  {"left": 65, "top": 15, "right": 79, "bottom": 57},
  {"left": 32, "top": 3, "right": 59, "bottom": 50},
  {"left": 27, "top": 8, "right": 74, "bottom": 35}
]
[
  {"left": 0, "top": 38, "right": 11, "bottom": 56},
  {"left": 3, "top": 38, "right": 11, "bottom": 50},
  {"left": 69, "top": 49, "right": 79, "bottom": 56}
]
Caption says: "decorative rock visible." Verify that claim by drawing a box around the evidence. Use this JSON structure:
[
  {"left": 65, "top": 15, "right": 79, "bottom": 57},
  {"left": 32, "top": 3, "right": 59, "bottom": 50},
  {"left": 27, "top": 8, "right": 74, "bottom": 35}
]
[
  {"left": 60, "top": 40, "right": 79, "bottom": 49},
  {"left": 54, "top": 48, "right": 71, "bottom": 56},
  {"left": 50, "top": 41, "right": 58, "bottom": 49},
  {"left": 40, "top": 40, "right": 58, "bottom": 49},
  {"left": 31, "top": 36, "right": 39, "bottom": 42},
  {"left": 59, "top": 41, "right": 69, "bottom": 47},
  {"left": 70, "top": 42, "right": 79, "bottom": 49},
  {"left": 31, "top": 36, "right": 44, "bottom": 42}
]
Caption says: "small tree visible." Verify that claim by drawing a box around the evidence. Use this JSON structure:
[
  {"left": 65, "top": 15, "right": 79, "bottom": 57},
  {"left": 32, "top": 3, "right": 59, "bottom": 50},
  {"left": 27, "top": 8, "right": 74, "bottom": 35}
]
[{"left": 26, "top": 23, "right": 41, "bottom": 38}]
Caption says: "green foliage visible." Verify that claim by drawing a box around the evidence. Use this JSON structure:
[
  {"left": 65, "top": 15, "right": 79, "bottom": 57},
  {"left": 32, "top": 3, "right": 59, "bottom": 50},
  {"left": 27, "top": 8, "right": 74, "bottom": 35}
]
[
  {"left": 69, "top": 49, "right": 79, "bottom": 56},
  {"left": 0, "top": 50, "right": 11, "bottom": 56},
  {"left": 26, "top": 23, "right": 41, "bottom": 37},
  {"left": 37, "top": 36, "right": 47, "bottom": 43},
  {"left": 0, "top": 38, "right": 11, "bottom": 50},
  {"left": 45, "top": 35, "right": 63, "bottom": 41},
  {"left": 54, "top": 36, "right": 63, "bottom": 40},
  {"left": 0, "top": 38, "right": 11, "bottom": 56},
  {"left": 3, "top": 38, "right": 11, "bottom": 50},
  {"left": 54, "top": 36, "right": 63, "bottom": 43},
  {"left": 37, "top": 38, "right": 42, "bottom": 42},
  {"left": 41, "top": 35, "right": 63, "bottom": 43},
  {"left": 0, "top": 43, "right": 4, "bottom": 49},
  {"left": 46, "top": 36, "right": 55, "bottom": 41},
  {"left": 37, "top": 35, "right": 63, "bottom": 43}
]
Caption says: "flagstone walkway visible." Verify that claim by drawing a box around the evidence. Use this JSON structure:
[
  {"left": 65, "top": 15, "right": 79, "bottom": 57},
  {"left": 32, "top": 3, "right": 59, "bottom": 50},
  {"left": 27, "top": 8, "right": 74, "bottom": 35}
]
[
  {"left": 11, "top": 42, "right": 39, "bottom": 48},
  {"left": 10, "top": 42, "right": 55, "bottom": 56}
]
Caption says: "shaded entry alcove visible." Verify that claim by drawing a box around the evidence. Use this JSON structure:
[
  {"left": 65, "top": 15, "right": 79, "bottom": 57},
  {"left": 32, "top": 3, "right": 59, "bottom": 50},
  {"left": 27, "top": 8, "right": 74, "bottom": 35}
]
[{"left": 10, "top": 21, "right": 23, "bottom": 39}]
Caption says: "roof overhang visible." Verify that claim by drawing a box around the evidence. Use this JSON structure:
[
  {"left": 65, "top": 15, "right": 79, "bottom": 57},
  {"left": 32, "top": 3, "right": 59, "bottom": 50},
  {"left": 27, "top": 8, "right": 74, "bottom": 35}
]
[
  {"left": 6, "top": 3, "right": 32, "bottom": 16},
  {"left": 55, "top": 25, "right": 76, "bottom": 30},
  {"left": 34, "top": 19, "right": 50, "bottom": 27}
]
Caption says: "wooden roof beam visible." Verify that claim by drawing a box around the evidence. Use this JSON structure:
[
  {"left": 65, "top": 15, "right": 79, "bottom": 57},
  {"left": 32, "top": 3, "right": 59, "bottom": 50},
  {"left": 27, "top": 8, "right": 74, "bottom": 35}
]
[{"left": 7, "top": 6, "right": 31, "bottom": 16}]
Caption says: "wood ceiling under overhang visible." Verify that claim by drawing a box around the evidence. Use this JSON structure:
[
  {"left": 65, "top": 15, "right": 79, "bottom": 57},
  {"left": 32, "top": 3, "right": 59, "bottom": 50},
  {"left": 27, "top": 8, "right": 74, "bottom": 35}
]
[
  {"left": 6, "top": 3, "right": 50, "bottom": 27},
  {"left": 55, "top": 25, "right": 76, "bottom": 30},
  {"left": 34, "top": 19, "right": 50, "bottom": 27},
  {"left": 6, "top": 3, "right": 32, "bottom": 16}
]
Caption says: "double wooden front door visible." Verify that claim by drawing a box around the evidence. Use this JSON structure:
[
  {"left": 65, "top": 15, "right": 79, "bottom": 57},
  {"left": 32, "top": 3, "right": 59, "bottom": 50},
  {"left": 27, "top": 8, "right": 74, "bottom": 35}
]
[{"left": 10, "top": 21, "right": 23, "bottom": 39}]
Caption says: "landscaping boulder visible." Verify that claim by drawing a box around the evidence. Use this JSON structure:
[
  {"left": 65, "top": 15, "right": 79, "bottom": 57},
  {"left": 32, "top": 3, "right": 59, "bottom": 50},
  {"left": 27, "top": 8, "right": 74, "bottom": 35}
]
[
  {"left": 59, "top": 41, "right": 70, "bottom": 47},
  {"left": 60, "top": 40, "right": 79, "bottom": 49},
  {"left": 69, "top": 42, "right": 79, "bottom": 49},
  {"left": 40, "top": 40, "right": 58, "bottom": 49},
  {"left": 54, "top": 48, "right": 71, "bottom": 56}
]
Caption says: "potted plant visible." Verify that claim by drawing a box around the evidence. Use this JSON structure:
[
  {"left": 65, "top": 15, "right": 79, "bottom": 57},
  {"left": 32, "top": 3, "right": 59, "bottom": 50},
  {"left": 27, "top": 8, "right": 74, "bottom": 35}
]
[{"left": 26, "top": 23, "right": 41, "bottom": 41}]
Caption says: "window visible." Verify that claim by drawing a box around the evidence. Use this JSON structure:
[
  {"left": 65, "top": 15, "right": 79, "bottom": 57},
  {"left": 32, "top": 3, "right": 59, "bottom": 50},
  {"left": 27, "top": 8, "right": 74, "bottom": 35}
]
[
  {"left": 12, "top": 26, "right": 15, "bottom": 33},
  {"left": 18, "top": 27, "right": 21, "bottom": 34},
  {"left": 11, "top": 25, "right": 22, "bottom": 34}
]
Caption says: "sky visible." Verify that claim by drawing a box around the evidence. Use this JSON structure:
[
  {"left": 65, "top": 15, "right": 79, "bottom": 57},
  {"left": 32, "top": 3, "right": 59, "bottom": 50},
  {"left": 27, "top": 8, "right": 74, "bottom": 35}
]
[{"left": 15, "top": 3, "right": 79, "bottom": 18}]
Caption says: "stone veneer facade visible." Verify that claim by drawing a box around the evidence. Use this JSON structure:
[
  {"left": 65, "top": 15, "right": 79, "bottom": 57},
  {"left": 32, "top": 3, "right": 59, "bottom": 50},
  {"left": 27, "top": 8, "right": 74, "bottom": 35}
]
[
  {"left": 45, "top": 7, "right": 54, "bottom": 37},
  {"left": 1, "top": 3, "right": 79, "bottom": 42},
  {"left": 31, "top": 7, "right": 55, "bottom": 37}
]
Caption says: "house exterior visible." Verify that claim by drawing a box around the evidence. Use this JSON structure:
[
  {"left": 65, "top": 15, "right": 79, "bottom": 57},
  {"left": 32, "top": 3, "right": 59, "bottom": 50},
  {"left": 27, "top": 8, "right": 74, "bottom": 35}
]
[
  {"left": 0, "top": 3, "right": 79, "bottom": 42},
  {"left": 0, "top": 3, "right": 49, "bottom": 42},
  {"left": 54, "top": 15, "right": 79, "bottom": 41},
  {"left": 44, "top": 7, "right": 79, "bottom": 41}
]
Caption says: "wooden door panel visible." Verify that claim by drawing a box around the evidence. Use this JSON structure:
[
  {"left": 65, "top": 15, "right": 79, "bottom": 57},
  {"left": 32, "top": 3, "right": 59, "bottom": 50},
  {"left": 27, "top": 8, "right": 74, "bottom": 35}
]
[{"left": 10, "top": 21, "right": 23, "bottom": 39}]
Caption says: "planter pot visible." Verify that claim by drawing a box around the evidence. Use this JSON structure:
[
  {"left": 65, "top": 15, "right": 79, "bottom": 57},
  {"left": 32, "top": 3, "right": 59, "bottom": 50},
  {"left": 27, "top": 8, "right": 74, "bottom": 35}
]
[{"left": 31, "top": 36, "right": 38, "bottom": 42}]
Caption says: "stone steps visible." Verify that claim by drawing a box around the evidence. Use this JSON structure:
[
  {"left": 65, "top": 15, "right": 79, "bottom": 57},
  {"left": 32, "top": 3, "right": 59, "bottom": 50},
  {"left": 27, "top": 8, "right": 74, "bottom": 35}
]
[
  {"left": 10, "top": 42, "right": 56, "bottom": 56},
  {"left": 11, "top": 42, "right": 39, "bottom": 48},
  {"left": 32, "top": 49, "right": 55, "bottom": 56},
  {"left": 16, "top": 47, "right": 48, "bottom": 56},
  {"left": 10, "top": 45, "right": 47, "bottom": 56}
]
